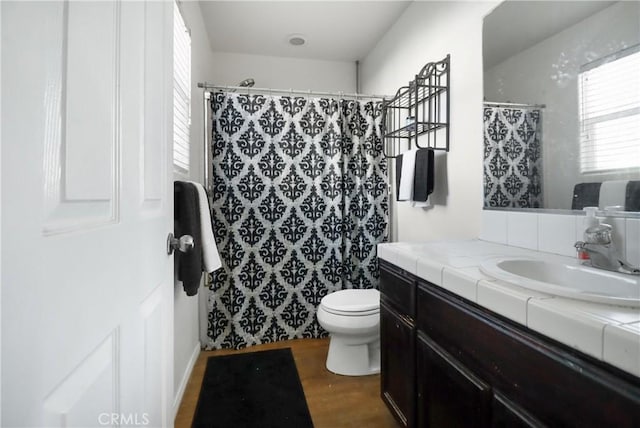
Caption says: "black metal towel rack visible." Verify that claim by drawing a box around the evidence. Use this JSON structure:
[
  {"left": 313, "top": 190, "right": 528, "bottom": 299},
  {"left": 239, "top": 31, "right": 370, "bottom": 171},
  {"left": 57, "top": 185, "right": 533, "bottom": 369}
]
[{"left": 382, "top": 54, "right": 450, "bottom": 158}]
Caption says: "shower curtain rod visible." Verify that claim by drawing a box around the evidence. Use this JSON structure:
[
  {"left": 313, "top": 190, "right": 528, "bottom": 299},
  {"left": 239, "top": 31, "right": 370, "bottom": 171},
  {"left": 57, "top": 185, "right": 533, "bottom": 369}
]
[
  {"left": 484, "top": 101, "right": 546, "bottom": 109},
  {"left": 197, "top": 82, "right": 390, "bottom": 100}
]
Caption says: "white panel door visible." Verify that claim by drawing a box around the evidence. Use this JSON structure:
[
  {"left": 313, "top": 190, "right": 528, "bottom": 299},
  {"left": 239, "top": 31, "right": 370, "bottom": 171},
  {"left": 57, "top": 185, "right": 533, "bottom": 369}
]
[{"left": 1, "top": 1, "right": 174, "bottom": 427}]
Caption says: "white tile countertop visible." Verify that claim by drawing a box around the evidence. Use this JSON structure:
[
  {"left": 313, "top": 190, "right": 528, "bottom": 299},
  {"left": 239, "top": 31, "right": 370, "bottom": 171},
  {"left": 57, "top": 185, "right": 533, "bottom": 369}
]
[{"left": 378, "top": 239, "right": 640, "bottom": 378}]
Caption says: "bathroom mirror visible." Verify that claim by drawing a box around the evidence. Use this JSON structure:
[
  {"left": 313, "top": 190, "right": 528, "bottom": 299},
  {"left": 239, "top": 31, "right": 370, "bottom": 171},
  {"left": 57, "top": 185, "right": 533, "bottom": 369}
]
[{"left": 482, "top": 1, "right": 640, "bottom": 213}]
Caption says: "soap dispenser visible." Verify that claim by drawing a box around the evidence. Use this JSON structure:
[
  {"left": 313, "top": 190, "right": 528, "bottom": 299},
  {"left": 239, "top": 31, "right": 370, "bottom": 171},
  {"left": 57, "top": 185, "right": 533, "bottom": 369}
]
[
  {"left": 583, "top": 206, "right": 599, "bottom": 229},
  {"left": 578, "top": 207, "right": 599, "bottom": 262}
]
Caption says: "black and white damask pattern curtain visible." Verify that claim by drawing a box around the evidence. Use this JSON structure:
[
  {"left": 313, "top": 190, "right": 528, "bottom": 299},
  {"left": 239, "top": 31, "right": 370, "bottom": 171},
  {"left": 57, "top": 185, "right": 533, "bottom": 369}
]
[
  {"left": 483, "top": 106, "right": 543, "bottom": 208},
  {"left": 205, "top": 92, "right": 388, "bottom": 349}
]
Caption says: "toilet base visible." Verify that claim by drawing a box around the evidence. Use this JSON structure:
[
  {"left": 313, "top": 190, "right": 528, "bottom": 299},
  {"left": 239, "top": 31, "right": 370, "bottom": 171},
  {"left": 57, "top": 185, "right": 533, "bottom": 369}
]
[{"left": 325, "top": 333, "right": 380, "bottom": 376}]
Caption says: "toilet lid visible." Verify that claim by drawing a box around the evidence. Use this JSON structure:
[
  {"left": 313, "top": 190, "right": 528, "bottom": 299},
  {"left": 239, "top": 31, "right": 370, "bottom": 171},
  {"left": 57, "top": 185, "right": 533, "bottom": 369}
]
[{"left": 320, "top": 289, "right": 380, "bottom": 316}]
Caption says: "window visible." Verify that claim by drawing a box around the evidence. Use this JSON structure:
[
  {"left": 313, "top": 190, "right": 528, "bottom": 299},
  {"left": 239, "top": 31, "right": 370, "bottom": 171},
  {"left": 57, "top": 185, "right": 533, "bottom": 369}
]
[
  {"left": 173, "top": 2, "right": 191, "bottom": 174},
  {"left": 579, "top": 45, "right": 640, "bottom": 174}
]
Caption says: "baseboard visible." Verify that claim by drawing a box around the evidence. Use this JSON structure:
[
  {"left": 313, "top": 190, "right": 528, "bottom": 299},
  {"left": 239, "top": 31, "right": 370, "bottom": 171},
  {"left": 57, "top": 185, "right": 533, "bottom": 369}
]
[{"left": 173, "top": 341, "right": 201, "bottom": 420}]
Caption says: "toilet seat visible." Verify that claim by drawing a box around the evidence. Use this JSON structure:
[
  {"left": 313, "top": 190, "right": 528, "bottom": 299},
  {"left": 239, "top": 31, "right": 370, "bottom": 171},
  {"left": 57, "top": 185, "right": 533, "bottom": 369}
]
[
  {"left": 320, "top": 289, "right": 379, "bottom": 316},
  {"left": 321, "top": 306, "right": 379, "bottom": 317}
]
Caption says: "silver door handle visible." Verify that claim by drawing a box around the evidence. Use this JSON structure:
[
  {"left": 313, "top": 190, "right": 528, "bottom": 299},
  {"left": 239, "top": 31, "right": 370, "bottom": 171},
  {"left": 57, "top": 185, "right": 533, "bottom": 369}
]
[{"left": 167, "top": 233, "right": 194, "bottom": 255}]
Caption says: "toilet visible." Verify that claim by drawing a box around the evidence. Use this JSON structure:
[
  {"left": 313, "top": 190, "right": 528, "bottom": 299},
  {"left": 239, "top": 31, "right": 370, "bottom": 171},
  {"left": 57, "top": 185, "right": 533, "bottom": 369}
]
[{"left": 316, "top": 288, "right": 380, "bottom": 376}]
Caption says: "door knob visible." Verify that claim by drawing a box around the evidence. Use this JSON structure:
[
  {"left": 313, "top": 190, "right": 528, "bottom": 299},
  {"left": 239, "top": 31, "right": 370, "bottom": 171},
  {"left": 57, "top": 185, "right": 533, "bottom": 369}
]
[{"left": 167, "top": 233, "right": 194, "bottom": 255}]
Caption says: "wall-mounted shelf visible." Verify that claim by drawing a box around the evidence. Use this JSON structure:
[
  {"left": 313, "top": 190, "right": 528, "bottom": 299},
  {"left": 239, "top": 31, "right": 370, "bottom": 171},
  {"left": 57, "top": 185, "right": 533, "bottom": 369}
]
[{"left": 382, "top": 55, "right": 450, "bottom": 158}]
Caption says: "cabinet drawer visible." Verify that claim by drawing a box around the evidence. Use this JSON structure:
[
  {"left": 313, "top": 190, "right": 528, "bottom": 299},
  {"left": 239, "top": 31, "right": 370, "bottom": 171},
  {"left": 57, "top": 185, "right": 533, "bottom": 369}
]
[{"left": 379, "top": 261, "right": 415, "bottom": 318}]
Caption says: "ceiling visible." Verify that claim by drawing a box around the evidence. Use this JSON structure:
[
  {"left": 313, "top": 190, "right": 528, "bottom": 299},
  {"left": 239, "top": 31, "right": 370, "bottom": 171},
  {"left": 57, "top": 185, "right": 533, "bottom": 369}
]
[
  {"left": 483, "top": 1, "right": 616, "bottom": 70},
  {"left": 197, "top": 1, "right": 412, "bottom": 62}
]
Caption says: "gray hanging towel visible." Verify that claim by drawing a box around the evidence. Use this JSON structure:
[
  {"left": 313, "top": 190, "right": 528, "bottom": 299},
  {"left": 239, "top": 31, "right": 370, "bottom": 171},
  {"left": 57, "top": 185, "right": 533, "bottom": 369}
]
[
  {"left": 413, "top": 149, "right": 434, "bottom": 202},
  {"left": 395, "top": 154, "right": 405, "bottom": 201},
  {"left": 174, "top": 181, "right": 203, "bottom": 296},
  {"left": 626, "top": 181, "right": 640, "bottom": 211},
  {"left": 571, "top": 182, "right": 602, "bottom": 210}
]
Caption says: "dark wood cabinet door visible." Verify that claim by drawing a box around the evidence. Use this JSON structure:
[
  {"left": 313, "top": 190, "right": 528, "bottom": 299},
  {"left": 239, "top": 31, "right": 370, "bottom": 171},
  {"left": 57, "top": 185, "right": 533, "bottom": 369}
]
[
  {"left": 417, "top": 332, "right": 491, "bottom": 428},
  {"left": 491, "top": 393, "right": 545, "bottom": 428},
  {"left": 380, "top": 300, "right": 415, "bottom": 427}
]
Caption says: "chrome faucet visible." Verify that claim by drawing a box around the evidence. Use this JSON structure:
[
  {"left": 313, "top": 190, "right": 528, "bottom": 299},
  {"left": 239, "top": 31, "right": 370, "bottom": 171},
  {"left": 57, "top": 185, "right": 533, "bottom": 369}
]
[{"left": 574, "top": 223, "right": 640, "bottom": 275}]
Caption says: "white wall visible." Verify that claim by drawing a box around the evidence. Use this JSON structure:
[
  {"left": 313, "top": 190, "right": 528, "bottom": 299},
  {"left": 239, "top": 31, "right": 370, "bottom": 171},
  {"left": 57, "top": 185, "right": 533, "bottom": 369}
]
[
  {"left": 173, "top": 0, "right": 214, "bottom": 417},
  {"left": 484, "top": 2, "right": 640, "bottom": 210},
  {"left": 361, "top": 1, "right": 499, "bottom": 242},
  {"left": 210, "top": 51, "right": 356, "bottom": 93}
]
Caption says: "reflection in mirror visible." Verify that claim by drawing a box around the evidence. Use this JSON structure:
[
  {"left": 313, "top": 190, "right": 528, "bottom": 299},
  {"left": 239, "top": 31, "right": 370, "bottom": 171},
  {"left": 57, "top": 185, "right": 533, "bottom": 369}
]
[{"left": 482, "top": 1, "right": 640, "bottom": 213}]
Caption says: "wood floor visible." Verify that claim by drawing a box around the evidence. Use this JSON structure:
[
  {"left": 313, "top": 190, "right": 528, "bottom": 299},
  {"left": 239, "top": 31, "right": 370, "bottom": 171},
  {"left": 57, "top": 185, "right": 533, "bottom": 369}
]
[{"left": 175, "top": 338, "right": 399, "bottom": 428}]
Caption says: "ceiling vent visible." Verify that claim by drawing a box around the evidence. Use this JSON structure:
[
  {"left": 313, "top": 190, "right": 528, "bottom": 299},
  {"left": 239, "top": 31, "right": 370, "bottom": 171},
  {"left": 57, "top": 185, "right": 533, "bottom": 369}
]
[{"left": 288, "top": 34, "right": 306, "bottom": 46}]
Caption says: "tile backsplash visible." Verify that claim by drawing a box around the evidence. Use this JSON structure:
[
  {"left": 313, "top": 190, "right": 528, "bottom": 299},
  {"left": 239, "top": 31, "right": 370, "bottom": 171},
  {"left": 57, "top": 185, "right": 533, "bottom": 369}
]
[
  {"left": 539, "top": 214, "right": 577, "bottom": 256},
  {"left": 481, "top": 210, "right": 640, "bottom": 266}
]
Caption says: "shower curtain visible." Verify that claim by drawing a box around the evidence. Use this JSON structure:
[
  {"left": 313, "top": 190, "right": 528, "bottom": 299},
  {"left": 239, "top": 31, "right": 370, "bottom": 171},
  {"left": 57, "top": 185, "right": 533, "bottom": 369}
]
[
  {"left": 483, "top": 106, "right": 543, "bottom": 208},
  {"left": 205, "top": 92, "right": 388, "bottom": 349}
]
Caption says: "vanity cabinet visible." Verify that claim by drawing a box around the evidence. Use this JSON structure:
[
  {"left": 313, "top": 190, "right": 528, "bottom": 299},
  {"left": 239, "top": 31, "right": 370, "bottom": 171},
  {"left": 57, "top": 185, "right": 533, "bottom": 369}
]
[
  {"left": 378, "top": 260, "right": 640, "bottom": 428},
  {"left": 379, "top": 260, "right": 416, "bottom": 427},
  {"left": 416, "top": 279, "right": 640, "bottom": 428}
]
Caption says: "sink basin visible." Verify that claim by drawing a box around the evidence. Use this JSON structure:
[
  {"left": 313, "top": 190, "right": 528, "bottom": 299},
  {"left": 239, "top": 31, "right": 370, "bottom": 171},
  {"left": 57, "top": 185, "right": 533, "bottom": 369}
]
[{"left": 480, "top": 258, "right": 640, "bottom": 308}]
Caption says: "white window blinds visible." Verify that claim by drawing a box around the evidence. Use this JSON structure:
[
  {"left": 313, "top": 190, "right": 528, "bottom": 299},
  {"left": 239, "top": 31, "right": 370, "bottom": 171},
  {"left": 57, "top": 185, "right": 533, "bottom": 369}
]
[
  {"left": 173, "top": 2, "right": 191, "bottom": 174},
  {"left": 579, "top": 46, "right": 640, "bottom": 174}
]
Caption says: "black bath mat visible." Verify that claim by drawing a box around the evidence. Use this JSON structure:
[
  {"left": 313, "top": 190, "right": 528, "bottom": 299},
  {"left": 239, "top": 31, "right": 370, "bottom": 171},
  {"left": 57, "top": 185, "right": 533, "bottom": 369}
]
[{"left": 192, "top": 348, "right": 314, "bottom": 428}]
